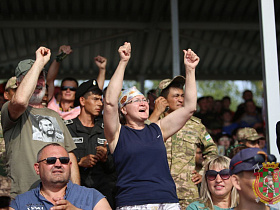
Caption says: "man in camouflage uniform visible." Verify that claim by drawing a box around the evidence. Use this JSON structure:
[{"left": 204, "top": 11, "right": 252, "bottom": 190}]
[
  {"left": 226, "top": 127, "right": 263, "bottom": 158},
  {"left": 148, "top": 76, "right": 218, "bottom": 209},
  {"left": 0, "top": 77, "right": 16, "bottom": 202}
]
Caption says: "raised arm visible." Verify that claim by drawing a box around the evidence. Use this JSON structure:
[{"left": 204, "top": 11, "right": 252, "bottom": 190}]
[
  {"left": 47, "top": 45, "right": 73, "bottom": 101},
  {"left": 103, "top": 42, "right": 131, "bottom": 153},
  {"left": 8, "top": 47, "right": 51, "bottom": 121},
  {"left": 157, "top": 49, "right": 199, "bottom": 141},
  {"left": 94, "top": 55, "right": 107, "bottom": 90}
]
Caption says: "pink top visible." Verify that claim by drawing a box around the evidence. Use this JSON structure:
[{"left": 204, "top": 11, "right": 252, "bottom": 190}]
[{"left": 47, "top": 97, "right": 80, "bottom": 120}]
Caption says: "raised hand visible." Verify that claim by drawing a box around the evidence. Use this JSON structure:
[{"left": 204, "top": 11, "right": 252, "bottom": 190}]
[
  {"left": 183, "top": 49, "right": 200, "bottom": 70},
  {"left": 35, "top": 46, "right": 51, "bottom": 67},
  {"left": 118, "top": 42, "right": 131, "bottom": 62},
  {"left": 94, "top": 55, "right": 107, "bottom": 70},
  {"left": 59, "top": 45, "right": 73, "bottom": 55},
  {"left": 154, "top": 96, "right": 169, "bottom": 114}
]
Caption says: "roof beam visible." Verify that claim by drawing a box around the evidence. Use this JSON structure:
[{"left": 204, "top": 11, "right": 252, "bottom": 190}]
[{"left": 0, "top": 20, "right": 278, "bottom": 31}]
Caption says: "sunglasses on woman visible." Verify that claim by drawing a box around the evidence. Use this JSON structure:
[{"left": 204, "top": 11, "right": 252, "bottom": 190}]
[
  {"left": 205, "top": 169, "right": 230, "bottom": 181},
  {"left": 37, "top": 157, "right": 70, "bottom": 164}
]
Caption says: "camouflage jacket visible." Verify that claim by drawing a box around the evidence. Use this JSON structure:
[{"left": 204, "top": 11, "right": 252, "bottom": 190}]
[
  {"left": 0, "top": 111, "right": 7, "bottom": 176},
  {"left": 165, "top": 116, "right": 217, "bottom": 203}
]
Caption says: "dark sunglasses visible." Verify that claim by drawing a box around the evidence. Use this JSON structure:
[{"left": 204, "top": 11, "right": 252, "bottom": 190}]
[
  {"left": 61, "top": 86, "right": 77, "bottom": 91},
  {"left": 206, "top": 169, "right": 231, "bottom": 181},
  {"left": 37, "top": 157, "right": 70, "bottom": 164},
  {"left": 230, "top": 153, "right": 277, "bottom": 170}
]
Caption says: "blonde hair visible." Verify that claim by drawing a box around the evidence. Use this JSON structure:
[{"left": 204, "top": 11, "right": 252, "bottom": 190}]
[{"left": 199, "top": 155, "right": 238, "bottom": 210}]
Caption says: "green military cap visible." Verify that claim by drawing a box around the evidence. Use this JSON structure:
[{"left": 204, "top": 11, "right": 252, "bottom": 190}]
[
  {"left": 156, "top": 75, "right": 185, "bottom": 97},
  {"left": 236, "top": 127, "right": 264, "bottom": 141}
]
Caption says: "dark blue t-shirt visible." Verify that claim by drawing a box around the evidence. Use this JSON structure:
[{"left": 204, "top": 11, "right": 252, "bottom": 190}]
[
  {"left": 10, "top": 181, "right": 105, "bottom": 209},
  {"left": 113, "top": 123, "right": 178, "bottom": 207}
]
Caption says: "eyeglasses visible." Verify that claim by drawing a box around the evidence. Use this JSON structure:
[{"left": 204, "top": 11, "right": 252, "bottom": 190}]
[
  {"left": 230, "top": 153, "right": 277, "bottom": 170},
  {"left": 205, "top": 169, "right": 231, "bottom": 181},
  {"left": 126, "top": 98, "right": 149, "bottom": 105},
  {"left": 61, "top": 86, "right": 77, "bottom": 91},
  {"left": 37, "top": 157, "right": 70, "bottom": 164}
]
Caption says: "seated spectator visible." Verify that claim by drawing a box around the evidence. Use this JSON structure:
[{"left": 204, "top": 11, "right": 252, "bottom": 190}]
[
  {"left": 206, "top": 95, "right": 215, "bottom": 112},
  {"left": 195, "top": 97, "right": 222, "bottom": 135},
  {"left": 10, "top": 143, "right": 111, "bottom": 209},
  {"left": 187, "top": 155, "right": 238, "bottom": 210},
  {"left": 221, "top": 109, "right": 239, "bottom": 136},
  {"left": 230, "top": 148, "right": 278, "bottom": 210},
  {"left": 236, "top": 127, "right": 263, "bottom": 148},
  {"left": 239, "top": 99, "right": 263, "bottom": 129},
  {"left": 221, "top": 96, "right": 234, "bottom": 116},
  {"left": 256, "top": 127, "right": 267, "bottom": 153},
  {"left": 233, "top": 90, "right": 262, "bottom": 122},
  {"left": 216, "top": 132, "right": 233, "bottom": 152}
]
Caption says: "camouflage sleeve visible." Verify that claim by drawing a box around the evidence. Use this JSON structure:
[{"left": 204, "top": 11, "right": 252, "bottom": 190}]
[{"left": 199, "top": 124, "right": 218, "bottom": 159}]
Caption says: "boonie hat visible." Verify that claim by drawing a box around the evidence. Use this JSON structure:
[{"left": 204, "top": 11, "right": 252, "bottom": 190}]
[
  {"left": 156, "top": 76, "right": 185, "bottom": 97},
  {"left": 236, "top": 127, "right": 264, "bottom": 141},
  {"left": 5, "top": 76, "right": 17, "bottom": 90},
  {"left": 230, "top": 148, "right": 269, "bottom": 175},
  {"left": 74, "top": 79, "right": 100, "bottom": 107}
]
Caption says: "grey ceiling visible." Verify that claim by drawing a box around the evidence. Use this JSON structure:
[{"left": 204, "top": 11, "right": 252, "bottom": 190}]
[{"left": 0, "top": 0, "right": 280, "bottom": 81}]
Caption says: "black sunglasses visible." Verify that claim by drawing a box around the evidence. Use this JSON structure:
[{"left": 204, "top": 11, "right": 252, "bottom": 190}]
[
  {"left": 61, "top": 86, "right": 77, "bottom": 91},
  {"left": 37, "top": 157, "right": 70, "bottom": 164},
  {"left": 206, "top": 169, "right": 231, "bottom": 181},
  {"left": 230, "top": 153, "right": 277, "bottom": 170}
]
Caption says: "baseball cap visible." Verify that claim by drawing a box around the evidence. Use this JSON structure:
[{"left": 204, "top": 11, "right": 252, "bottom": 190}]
[
  {"left": 15, "top": 59, "right": 35, "bottom": 78},
  {"left": 74, "top": 79, "right": 100, "bottom": 107},
  {"left": 236, "top": 127, "right": 264, "bottom": 141},
  {"left": 230, "top": 148, "right": 276, "bottom": 175},
  {"left": 5, "top": 76, "right": 17, "bottom": 90},
  {"left": 156, "top": 76, "right": 185, "bottom": 97}
]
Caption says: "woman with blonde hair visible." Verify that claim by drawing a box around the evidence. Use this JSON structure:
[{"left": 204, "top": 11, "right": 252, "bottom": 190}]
[{"left": 187, "top": 155, "right": 238, "bottom": 210}]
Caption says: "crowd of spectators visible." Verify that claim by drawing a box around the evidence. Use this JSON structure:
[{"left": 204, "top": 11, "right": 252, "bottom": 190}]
[{"left": 0, "top": 42, "right": 278, "bottom": 210}]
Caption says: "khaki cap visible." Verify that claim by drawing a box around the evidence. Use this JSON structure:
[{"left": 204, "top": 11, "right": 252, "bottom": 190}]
[
  {"left": 237, "top": 127, "right": 264, "bottom": 141},
  {"left": 5, "top": 76, "right": 17, "bottom": 90},
  {"left": 156, "top": 75, "right": 185, "bottom": 97}
]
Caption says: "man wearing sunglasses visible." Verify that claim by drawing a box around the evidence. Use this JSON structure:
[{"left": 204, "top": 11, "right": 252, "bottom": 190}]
[
  {"left": 46, "top": 45, "right": 107, "bottom": 120},
  {"left": 10, "top": 143, "right": 112, "bottom": 209},
  {"left": 66, "top": 79, "right": 117, "bottom": 209},
  {"left": 230, "top": 148, "right": 278, "bottom": 210},
  {"left": 148, "top": 76, "right": 218, "bottom": 209},
  {"left": 1, "top": 47, "right": 80, "bottom": 199}
]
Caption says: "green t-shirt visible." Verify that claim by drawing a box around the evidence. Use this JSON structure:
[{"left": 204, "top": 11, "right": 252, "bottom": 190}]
[
  {"left": 1, "top": 102, "right": 76, "bottom": 198},
  {"left": 187, "top": 201, "right": 232, "bottom": 210}
]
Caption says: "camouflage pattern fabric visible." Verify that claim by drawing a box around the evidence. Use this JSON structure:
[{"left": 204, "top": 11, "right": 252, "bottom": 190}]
[
  {"left": 0, "top": 112, "right": 10, "bottom": 196},
  {"left": 165, "top": 116, "right": 218, "bottom": 209}
]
